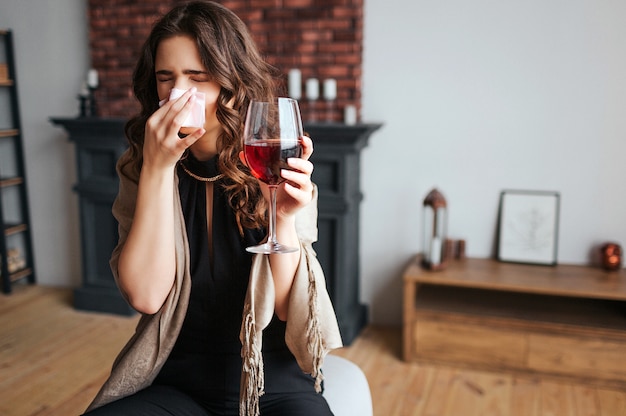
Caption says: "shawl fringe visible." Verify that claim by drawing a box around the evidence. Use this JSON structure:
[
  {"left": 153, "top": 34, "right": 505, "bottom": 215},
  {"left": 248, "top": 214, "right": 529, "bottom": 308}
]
[
  {"left": 240, "top": 305, "right": 264, "bottom": 416},
  {"left": 238, "top": 247, "right": 328, "bottom": 414},
  {"left": 304, "top": 248, "right": 325, "bottom": 392}
]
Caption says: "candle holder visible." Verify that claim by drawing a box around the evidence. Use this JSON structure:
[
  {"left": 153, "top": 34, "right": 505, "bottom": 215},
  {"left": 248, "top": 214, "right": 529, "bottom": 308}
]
[
  {"left": 88, "top": 87, "right": 98, "bottom": 117},
  {"left": 77, "top": 94, "right": 89, "bottom": 117},
  {"left": 76, "top": 88, "right": 98, "bottom": 117}
]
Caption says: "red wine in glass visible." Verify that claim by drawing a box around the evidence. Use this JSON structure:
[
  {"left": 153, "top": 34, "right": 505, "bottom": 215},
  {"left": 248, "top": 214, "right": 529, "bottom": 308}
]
[
  {"left": 243, "top": 98, "right": 304, "bottom": 254},
  {"left": 244, "top": 139, "right": 303, "bottom": 185}
]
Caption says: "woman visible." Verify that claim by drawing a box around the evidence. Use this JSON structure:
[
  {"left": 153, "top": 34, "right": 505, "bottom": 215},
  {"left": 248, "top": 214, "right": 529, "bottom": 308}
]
[{"left": 83, "top": 2, "right": 342, "bottom": 415}]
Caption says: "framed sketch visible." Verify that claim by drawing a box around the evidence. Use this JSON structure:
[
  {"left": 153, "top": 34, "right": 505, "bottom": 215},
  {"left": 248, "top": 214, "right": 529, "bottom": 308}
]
[{"left": 497, "top": 190, "right": 560, "bottom": 266}]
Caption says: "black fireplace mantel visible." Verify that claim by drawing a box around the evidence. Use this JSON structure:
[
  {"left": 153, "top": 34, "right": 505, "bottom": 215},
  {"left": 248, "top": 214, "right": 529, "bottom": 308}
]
[
  {"left": 304, "top": 122, "right": 382, "bottom": 343},
  {"left": 51, "top": 117, "right": 381, "bottom": 343},
  {"left": 50, "top": 117, "right": 133, "bottom": 315}
]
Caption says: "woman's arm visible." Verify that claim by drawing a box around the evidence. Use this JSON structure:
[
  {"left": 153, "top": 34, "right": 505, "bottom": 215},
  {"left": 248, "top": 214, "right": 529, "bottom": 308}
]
[
  {"left": 116, "top": 89, "right": 203, "bottom": 314},
  {"left": 116, "top": 166, "right": 178, "bottom": 314}
]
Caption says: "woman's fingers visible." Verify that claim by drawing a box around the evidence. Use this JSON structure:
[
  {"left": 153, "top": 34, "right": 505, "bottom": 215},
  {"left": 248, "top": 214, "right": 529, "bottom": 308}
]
[
  {"left": 178, "top": 127, "right": 205, "bottom": 148},
  {"left": 280, "top": 157, "right": 314, "bottom": 205},
  {"left": 168, "top": 88, "right": 198, "bottom": 135},
  {"left": 300, "top": 135, "right": 313, "bottom": 160},
  {"left": 277, "top": 136, "right": 313, "bottom": 191},
  {"left": 285, "top": 157, "right": 313, "bottom": 177},
  {"left": 143, "top": 88, "right": 203, "bottom": 167}
]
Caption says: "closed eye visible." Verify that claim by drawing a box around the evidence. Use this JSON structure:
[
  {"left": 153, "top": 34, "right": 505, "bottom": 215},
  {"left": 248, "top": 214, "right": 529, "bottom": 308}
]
[
  {"left": 186, "top": 70, "right": 211, "bottom": 83},
  {"left": 155, "top": 70, "right": 173, "bottom": 83}
]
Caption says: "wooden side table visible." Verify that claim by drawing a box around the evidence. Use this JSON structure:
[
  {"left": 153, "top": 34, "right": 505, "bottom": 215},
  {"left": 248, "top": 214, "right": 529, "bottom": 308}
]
[{"left": 403, "top": 256, "right": 626, "bottom": 388}]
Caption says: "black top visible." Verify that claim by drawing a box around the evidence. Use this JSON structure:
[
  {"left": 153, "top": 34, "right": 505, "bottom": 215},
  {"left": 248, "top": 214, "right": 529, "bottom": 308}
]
[{"left": 154, "top": 153, "right": 316, "bottom": 404}]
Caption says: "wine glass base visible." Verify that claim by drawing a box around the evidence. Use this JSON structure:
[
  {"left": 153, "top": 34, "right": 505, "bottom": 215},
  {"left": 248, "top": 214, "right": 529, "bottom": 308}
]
[{"left": 246, "top": 242, "right": 299, "bottom": 254}]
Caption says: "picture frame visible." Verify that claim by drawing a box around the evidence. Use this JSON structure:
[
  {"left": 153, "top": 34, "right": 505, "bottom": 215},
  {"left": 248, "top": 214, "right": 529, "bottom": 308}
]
[{"left": 497, "top": 190, "right": 560, "bottom": 266}]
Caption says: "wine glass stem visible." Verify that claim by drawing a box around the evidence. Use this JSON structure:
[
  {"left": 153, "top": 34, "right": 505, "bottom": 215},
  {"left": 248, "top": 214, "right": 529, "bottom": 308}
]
[{"left": 268, "top": 185, "right": 279, "bottom": 247}]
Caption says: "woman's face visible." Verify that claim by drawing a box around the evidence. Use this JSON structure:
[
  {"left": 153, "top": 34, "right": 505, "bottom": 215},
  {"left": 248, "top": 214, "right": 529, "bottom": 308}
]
[{"left": 154, "top": 35, "right": 222, "bottom": 141}]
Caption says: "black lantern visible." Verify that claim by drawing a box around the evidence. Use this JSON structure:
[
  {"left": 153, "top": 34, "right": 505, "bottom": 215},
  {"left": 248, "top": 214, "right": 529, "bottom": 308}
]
[{"left": 422, "top": 188, "right": 448, "bottom": 271}]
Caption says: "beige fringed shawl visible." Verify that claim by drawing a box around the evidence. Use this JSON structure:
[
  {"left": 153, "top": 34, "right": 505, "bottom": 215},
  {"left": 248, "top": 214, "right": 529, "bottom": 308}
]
[{"left": 86, "top": 150, "right": 343, "bottom": 415}]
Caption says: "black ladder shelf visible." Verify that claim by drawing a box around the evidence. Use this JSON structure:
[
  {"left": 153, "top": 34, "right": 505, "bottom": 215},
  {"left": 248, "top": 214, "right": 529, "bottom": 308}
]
[{"left": 0, "top": 29, "right": 36, "bottom": 293}]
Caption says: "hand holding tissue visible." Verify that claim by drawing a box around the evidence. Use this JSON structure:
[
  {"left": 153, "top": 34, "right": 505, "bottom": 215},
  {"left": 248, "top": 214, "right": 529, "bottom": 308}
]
[{"left": 159, "top": 88, "right": 206, "bottom": 133}]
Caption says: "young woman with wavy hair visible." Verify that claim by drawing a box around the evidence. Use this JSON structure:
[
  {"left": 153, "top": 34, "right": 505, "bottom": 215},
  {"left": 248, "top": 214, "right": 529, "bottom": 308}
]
[{"left": 83, "top": 2, "right": 342, "bottom": 415}]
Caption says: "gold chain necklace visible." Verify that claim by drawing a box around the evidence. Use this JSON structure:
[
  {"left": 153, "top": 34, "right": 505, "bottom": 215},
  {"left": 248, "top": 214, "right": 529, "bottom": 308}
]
[{"left": 179, "top": 162, "right": 224, "bottom": 182}]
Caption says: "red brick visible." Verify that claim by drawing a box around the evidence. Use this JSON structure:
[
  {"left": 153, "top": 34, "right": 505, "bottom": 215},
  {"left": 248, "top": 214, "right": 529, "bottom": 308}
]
[
  {"left": 87, "top": 0, "right": 363, "bottom": 120},
  {"left": 283, "top": 0, "right": 314, "bottom": 7}
]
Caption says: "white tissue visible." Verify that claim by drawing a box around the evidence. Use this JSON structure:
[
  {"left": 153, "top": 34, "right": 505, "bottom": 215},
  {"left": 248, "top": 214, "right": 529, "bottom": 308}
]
[{"left": 158, "top": 88, "right": 206, "bottom": 128}]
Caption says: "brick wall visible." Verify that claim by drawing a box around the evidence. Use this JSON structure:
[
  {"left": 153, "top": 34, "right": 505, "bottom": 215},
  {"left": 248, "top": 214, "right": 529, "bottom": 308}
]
[{"left": 87, "top": 0, "right": 363, "bottom": 122}]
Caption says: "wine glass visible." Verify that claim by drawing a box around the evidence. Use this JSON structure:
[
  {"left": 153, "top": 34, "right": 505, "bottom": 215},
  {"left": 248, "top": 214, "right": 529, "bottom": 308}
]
[{"left": 243, "top": 97, "right": 304, "bottom": 254}]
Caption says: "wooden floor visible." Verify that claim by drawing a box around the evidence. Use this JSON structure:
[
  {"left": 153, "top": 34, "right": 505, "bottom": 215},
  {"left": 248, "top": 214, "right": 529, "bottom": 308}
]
[{"left": 1, "top": 285, "right": 625, "bottom": 416}]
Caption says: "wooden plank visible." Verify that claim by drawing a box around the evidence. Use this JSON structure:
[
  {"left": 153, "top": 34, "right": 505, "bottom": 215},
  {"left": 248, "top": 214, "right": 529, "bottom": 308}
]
[
  {"left": 472, "top": 371, "right": 511, "bottom": 416},
  {"left": 403, "top": 257, "right": 626, "bottom": 301},
  {"left": 413, "top": 319, "right": 526, "bottom": 370},
  {"left": 440, "top": 371, "right": 482, "bottom": 416},
  {"left": 413, "top": 285, "right": 626, "bottom": 334},
  {"left": 539, "top": 381, "right": 576, "bottom": 416},
  {"left": 395, "top": 364, "right": 435, "bottom": 416},
  {"left": 571, "top": 385, "right": 600, "bottom": 416},
  {"left": 527, "top": 333, "right": 626, "bottom": 386},
  {"left": 509, "top": 378, "right": 540, "bottom": 416},
  {"left": 368, "top": 334, "right": 406, "bottom": 416},
  {"left": 2, "top": 287, "right": 626, "bottom": 416},
  {"left": 419, "top": 366, "right": 457, "bottom": 416},
  {"left": 0, "top": 177, "right": 23, "bottom": 188},
  {"left": 403, "top": 277, "right": 417, "bottom": 361},
  {"left": 0, "top": 287, "right": 137, "bottom": 416},
  {"left": 0, "top": 129, "right": 19, "bottom": 138},
  {"left": 596, "top": 388, "right": 626, "bottom": 416}
]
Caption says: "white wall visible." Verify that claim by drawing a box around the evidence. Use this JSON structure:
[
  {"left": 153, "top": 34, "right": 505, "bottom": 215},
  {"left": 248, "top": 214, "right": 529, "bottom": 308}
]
[
  {"left": 1, "top": 0, "right": 88, "bottom": 288},
  {"left": 1, "top": 0, "right": 625, "bottom": 328},
  {"left": 362, "top": 0, "right": 626, "bottom": 325}
]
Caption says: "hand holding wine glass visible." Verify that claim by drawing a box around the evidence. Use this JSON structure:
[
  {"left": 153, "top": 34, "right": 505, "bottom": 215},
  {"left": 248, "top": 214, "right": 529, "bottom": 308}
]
[{"left": 243, "top": 97, "right": 305, "bottom": 254}]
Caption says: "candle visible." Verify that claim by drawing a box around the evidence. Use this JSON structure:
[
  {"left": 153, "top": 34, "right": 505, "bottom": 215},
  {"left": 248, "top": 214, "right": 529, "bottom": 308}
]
[
  {"left": 323, "top": 78, "right": 337, "bottom": 101},
  {"left": 305, "top": 78, "right": 319, "bottom": 101},
  {"left": 430, "top": 237, "right": 442, "bottom": 265},
  {"left": 288, "top": 69, "right": 301, "bottom": 100},
  {"left": 87, "top": 68, "right": 99, "bottom": 89},
  {"left": 344, "top": 105, "right": 357, "bottom": 125}
]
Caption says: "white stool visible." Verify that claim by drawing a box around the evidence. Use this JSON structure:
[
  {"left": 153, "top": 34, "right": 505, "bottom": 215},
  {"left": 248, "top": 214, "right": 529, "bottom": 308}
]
[{"left": 322, "top": 355, "right": 373, "bottom": 416}]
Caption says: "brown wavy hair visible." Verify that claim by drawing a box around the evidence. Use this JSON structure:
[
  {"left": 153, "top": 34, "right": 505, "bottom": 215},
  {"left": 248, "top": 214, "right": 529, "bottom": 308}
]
[{"left": 123, "top": 1, "right": 280, "bottom": 232}]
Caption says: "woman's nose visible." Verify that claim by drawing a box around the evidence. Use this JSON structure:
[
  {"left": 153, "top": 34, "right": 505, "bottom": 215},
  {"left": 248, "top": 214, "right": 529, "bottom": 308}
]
[{"left": 173, "top": 80, "right": 192, "bottom": 92}]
